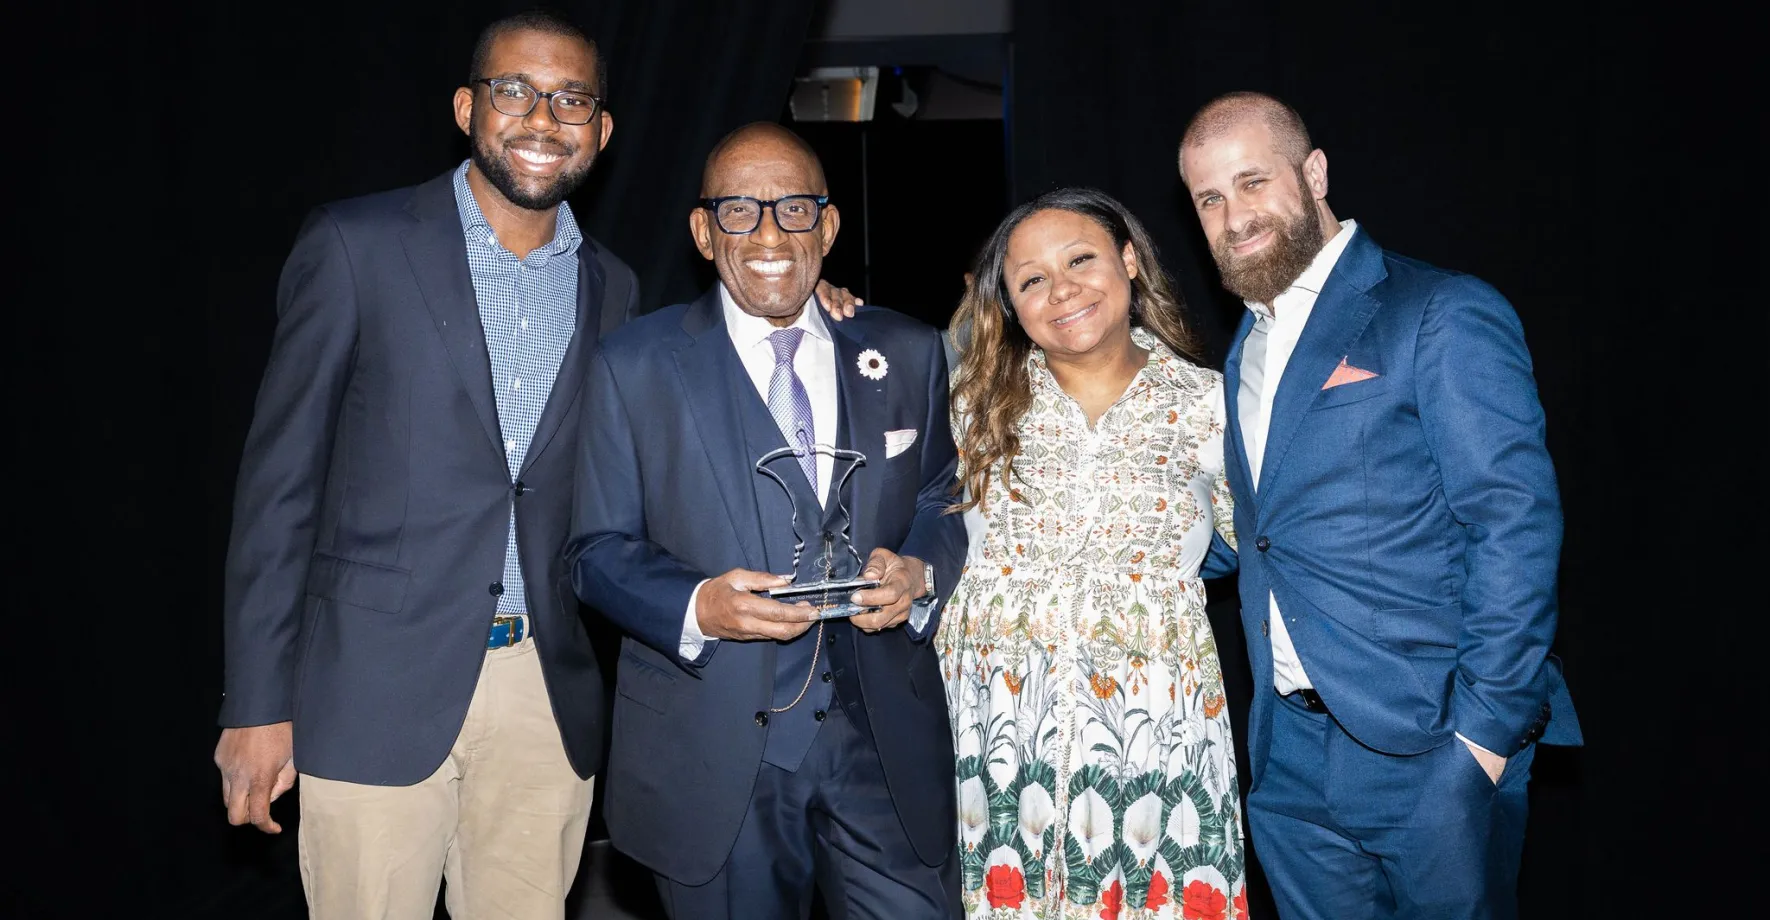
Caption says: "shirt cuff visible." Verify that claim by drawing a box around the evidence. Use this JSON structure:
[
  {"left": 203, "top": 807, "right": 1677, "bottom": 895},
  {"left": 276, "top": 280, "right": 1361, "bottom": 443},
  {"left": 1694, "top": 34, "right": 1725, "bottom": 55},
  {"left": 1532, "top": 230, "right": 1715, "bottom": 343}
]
[
  {"left": 1455, "top": 732, "right": 1502, "bottom": 760},
  {"left": 681, "top": 579, "right": 715, "bottom": 662},
  {"left": 906, "top": 597, "right": 936, "bottom": 638}
]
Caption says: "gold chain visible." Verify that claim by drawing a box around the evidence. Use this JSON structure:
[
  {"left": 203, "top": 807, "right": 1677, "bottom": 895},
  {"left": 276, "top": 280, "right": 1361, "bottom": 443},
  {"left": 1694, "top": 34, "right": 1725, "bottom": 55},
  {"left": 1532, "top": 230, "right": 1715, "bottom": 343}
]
[{"left": 769, "top": 619, "right": 824, "bottom": 713}]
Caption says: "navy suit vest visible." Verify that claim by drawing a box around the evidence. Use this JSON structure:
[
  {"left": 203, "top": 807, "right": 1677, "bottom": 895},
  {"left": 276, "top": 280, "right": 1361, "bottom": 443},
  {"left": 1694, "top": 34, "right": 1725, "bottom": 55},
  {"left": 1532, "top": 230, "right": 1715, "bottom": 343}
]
[{"left": 729, "top": 355, "right": 870, "bottom": 770}]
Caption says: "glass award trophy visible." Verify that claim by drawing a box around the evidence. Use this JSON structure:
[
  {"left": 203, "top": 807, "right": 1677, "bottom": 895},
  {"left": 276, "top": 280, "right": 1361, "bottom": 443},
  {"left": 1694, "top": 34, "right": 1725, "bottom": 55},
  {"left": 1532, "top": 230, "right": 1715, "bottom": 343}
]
[{"left": 754, "top": 444, "right": 879, "bottom": 619}]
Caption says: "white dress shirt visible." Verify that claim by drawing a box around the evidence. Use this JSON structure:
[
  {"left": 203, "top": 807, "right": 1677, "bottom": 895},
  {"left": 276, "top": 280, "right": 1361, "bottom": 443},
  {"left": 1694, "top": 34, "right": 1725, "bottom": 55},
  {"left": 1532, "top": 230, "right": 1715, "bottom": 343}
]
[
  {"left": 1238, "top": 219, "right": 1358, "bottom": 695},
  {"left": 723, "top": 285, "right": 841, "bottom": 502},
  {"left": 679, "top": 286, "right": 931, "bottom": 660}
]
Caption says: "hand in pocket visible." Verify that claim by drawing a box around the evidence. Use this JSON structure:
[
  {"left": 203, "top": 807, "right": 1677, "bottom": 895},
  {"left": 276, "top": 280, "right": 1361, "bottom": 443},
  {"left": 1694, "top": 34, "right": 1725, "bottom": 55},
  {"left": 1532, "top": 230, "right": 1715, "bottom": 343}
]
[{"left": 1459, "top": 735, "right": 1507, "bottom": 785}]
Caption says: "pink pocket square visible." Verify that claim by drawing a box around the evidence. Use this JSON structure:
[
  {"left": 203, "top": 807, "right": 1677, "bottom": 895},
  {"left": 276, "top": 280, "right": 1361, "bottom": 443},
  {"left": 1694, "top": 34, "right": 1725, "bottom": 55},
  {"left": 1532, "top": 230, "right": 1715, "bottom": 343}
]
[{"left": 1322, "top": 357, "right": 1380, "bottom": 389}]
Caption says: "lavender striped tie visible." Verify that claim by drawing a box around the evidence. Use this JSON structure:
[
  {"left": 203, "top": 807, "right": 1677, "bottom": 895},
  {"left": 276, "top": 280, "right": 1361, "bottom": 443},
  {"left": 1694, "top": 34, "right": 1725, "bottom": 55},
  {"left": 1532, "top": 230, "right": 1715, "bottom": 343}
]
[{"left": 767, "top": 327, "right": 817, "bottom": 489}]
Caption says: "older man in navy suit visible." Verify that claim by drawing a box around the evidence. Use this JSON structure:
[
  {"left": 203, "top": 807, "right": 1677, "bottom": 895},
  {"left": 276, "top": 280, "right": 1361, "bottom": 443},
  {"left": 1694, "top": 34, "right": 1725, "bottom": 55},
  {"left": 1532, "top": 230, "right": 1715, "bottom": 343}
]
[
  {"left": 568, "top": 123, "right": 965, "bottom": 919},
  {"left": 1178, "top": 92, "right": 1582, "bottom": 920}
]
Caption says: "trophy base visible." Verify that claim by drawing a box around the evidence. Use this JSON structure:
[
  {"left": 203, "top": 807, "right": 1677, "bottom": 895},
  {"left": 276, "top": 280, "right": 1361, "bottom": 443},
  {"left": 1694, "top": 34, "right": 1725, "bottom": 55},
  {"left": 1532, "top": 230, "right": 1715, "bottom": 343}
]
[{"left": 761, "top": 578, "right": 882, "bottom": 619}]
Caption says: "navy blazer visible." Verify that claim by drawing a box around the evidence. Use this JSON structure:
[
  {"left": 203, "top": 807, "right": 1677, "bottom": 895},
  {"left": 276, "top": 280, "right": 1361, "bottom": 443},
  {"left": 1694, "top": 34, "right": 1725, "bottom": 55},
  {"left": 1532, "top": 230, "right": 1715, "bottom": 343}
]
[
  {"left": 219, "top": 170, "right": 638, "bottom": 785},
  {"left": 1223, "top": 228, "right": 1581, "bottom": 783},
  {"left": 567, "top": 290, "right": 964, "bottom": 885}
]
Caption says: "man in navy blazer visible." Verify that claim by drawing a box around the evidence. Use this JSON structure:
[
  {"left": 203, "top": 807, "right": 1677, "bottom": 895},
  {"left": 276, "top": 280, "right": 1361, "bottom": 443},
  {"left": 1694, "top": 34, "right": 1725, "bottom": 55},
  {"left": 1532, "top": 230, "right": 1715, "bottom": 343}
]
[
  {"left": 1178, "top": 92, "right": 1581, "bottom": 919},
  {"left": 213, "top": 12, "right": 638, "bottom": 918},
  {"left": 567, "top": 123, "right": 965, "bottom": 918}
]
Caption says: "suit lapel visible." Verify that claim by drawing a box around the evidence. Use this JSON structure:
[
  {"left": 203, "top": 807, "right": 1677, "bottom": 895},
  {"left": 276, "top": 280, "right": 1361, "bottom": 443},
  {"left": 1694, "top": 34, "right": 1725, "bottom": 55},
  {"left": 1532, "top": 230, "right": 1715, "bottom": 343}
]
[
  {"left": 828, "top": 310, "right": 885, "bottom": 551},
  {"left": 1222, "top": 311, "right": 1257, "bottom": 508},
  {"left": 401, "top": 176, "right": 504, "bottom": 461},
  {"left": 521, "top": 245, "right": 606, "bottom": 474},
  {"left": 596, "top": 248, "right": 633, "bottom": 339},
  {"left": 673, "top": 290, "right": 770, "bottom": 571},
  {"left": 1257, "top": 232, "right": 1388, "bottom": 497}
]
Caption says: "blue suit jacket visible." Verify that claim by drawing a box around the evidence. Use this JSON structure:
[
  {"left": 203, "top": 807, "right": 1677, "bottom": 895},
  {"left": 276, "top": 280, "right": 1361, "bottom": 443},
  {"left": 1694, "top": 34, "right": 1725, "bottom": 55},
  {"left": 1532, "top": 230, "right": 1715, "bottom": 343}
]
[
  {"left": 1224, "top": 228, "right": 1581, "bottom": 782},
  {"left": 566, "top": 290, "right": 965, "bottom": 884},
  {"left": 219, "top": 171, "right": 638, "bottom": 784}
]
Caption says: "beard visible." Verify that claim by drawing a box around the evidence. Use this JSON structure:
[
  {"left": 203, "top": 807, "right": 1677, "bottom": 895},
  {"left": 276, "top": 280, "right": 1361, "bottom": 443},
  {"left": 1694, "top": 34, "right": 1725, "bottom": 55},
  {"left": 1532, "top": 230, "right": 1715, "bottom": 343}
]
[
  {"left": 470, "top": 131, "right": 597, "bottom": 211},
  {"left": 1211, "top": 193, "right": 1326, "bottom": 306}
]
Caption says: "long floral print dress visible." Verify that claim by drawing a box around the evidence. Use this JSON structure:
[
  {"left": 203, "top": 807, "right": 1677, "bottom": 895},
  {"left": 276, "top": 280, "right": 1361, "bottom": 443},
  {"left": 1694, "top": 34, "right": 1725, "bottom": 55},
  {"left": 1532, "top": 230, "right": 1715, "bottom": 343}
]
[{"left": 940, "top": 329, "right": 1246, "bottom": 920}]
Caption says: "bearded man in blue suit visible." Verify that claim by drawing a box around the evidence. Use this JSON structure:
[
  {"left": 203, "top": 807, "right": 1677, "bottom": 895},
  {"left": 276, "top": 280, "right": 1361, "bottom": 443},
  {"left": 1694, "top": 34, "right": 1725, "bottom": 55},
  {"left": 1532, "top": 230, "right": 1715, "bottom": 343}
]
[{"left": 1178, "top": 92, "right": 1582, "bottom": 920}]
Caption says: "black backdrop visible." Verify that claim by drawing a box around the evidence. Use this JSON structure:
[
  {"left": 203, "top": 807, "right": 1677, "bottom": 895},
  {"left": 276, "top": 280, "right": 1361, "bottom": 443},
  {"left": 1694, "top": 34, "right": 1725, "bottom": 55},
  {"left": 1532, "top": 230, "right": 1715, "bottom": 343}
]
[{"left": 22, "top": 1, "right": 1753, "bottom": 917}]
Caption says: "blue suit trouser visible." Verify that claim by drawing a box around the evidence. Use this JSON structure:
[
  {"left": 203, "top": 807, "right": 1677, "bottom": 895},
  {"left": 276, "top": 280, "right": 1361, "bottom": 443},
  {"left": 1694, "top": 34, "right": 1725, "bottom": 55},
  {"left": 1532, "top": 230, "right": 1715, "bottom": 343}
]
[
  {"left": 1248, "top": 691, "right": 1536, "bottom": 920},
  {"left": 653, "top": 701, "right": 960, "bottom": 920}
]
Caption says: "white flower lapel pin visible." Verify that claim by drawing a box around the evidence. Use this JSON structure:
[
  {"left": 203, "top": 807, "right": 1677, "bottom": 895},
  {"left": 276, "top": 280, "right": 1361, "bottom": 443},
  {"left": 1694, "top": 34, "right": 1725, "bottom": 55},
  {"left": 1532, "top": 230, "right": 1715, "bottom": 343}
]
[{"left": 857, "top": 348, "right": 889, "bottom": 381}]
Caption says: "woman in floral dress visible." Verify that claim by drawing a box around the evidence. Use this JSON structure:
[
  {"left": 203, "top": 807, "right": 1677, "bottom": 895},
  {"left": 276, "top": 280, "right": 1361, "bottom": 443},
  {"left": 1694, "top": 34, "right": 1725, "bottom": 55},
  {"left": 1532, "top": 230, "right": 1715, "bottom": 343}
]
[{"left": 941, "top": 188, "right": 1245, "bottom": 920}]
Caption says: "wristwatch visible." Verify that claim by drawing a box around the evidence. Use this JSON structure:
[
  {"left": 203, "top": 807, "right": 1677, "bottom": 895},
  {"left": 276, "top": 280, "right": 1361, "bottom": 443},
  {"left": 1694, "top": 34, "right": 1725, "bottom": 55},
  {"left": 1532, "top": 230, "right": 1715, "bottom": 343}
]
[{"left": 920, "top": 560, "right": 936, "bottom": 600}]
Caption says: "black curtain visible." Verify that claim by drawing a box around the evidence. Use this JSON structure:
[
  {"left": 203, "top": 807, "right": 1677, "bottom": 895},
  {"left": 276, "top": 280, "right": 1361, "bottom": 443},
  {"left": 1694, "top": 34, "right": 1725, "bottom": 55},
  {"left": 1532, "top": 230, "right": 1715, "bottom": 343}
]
[
  {"left": 569, "top": 0, "right": 821, "bottom": 309},
  {"left": 24, "top": 2, "right": 813, "bottom": 917},
  {"left": 1008, "top": 1, "right": 1754, "bottom": 916}
]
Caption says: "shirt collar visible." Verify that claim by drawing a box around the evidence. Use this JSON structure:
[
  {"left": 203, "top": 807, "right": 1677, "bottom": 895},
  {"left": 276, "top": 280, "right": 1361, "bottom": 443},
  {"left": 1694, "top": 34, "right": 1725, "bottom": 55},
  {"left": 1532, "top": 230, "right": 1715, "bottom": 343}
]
[
  {"left": 450, "top": 160, "right": 583, "bottom": 258},
  {"left": 719, "top": 282, "right": 830, "bottom": 352},
  {"left": 1245, "top": 218, "right": 1359, "bottom": 320}
]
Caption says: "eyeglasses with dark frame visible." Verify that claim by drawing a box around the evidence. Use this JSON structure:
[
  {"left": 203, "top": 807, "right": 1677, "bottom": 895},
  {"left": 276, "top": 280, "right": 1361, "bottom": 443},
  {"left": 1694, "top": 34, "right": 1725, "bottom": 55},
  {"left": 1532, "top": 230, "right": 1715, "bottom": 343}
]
[
  {"left": 475, "top": 78, "right": 604, "bottom": 125},
  {"left": 700, "top": 195, "right": 830, "bottom": 235}
]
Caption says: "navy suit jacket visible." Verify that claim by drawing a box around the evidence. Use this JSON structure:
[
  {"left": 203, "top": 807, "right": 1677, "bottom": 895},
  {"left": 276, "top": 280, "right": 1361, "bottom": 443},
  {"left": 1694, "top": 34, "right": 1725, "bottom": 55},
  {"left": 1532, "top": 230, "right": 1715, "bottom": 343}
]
[
  {"left": 567, "top": 290, "right": 964, "bottom": 885},
  {"left": 1224, "top": 228, "right": 1581, "bottom": 783},
  {"left": 219, "top": 170, "right": 638, "bottom": 785}
]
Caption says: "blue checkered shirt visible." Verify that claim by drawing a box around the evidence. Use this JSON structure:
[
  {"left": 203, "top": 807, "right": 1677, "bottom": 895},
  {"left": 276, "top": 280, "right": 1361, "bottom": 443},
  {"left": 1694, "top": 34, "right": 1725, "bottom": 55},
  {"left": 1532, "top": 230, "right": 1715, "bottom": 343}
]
[{"left": 451, "top": 161, "right": 580, "bottom": 616}]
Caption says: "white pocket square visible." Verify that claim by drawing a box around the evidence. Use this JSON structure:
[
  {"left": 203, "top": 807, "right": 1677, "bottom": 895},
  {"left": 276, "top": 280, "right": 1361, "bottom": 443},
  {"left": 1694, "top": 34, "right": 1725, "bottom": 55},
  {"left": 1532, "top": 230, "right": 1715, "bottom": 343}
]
[{"left": 884, "top": 428, "right": 918, "bottom": 458}]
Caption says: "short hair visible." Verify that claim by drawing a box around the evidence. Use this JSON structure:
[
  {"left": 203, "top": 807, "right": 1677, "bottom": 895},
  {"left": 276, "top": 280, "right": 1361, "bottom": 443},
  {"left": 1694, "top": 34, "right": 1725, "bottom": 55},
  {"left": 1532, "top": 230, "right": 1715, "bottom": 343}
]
[
  {"left": 1179, "top": 91, "right": 1313, "bottom": 179},
  {"left": 468, "top": 9, "right": 608, "bottom": 99}
]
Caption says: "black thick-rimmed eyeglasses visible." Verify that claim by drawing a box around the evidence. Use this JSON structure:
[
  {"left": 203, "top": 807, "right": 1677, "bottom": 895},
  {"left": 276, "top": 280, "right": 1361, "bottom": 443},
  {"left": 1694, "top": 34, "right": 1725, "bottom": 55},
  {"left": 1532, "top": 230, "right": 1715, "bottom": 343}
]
[
  {"left": 475, "top": 78, "right": 604, "bottom": 125},
  {"left": 700, "top": 195, "right": 830, "bottom": 235}
]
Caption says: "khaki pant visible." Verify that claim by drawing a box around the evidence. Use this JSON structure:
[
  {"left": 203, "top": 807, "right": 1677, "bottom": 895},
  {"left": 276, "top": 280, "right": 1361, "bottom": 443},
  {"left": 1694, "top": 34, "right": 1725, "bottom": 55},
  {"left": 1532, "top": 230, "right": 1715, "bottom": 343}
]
[{"left": 298, "top": 636, "right": 595, "bottom": 919}]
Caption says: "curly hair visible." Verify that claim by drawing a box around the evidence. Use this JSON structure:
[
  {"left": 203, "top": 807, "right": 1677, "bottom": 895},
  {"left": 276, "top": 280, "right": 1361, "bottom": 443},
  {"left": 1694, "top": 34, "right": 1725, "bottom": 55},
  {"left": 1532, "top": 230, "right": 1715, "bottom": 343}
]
[{"left": 949, "top": 187, "right": 1202, "bottom": 514}]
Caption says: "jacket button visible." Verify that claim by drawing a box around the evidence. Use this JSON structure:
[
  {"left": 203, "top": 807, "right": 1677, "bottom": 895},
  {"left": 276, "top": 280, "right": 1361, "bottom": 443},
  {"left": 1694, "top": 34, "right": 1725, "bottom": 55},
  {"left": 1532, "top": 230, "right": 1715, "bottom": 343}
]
[
  {"left": 514, "top": 480, "right": 527, "bottom": 496},
  {"left": 488, "top": 582, "right": 504, "bottom": 597},
  {"left": 814, "top": 710, "right": 827, "bottom": 721},
  {"left": 1255, "top": 536, "right": 1271, "bottom": 552},
  {"left": 754, "top": 711, "right": 769, "bottom": 726},
  {"left": 827, "top": 632, "right": 837, "bottom": 645},
  {"left": 822, "top": 671, "right": 833, "bottom": 683}
]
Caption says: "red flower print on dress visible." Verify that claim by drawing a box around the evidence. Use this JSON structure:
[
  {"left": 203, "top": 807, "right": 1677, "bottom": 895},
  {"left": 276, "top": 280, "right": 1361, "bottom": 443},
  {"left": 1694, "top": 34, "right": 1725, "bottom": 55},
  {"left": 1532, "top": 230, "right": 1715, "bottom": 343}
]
[
  {"left": 1146, "top": 870, "right": 1171, "bottom": 910},
  {"left": 1099, "top": 879, "right": 1125, "bottom": 919},
  {"left": 1181, "top": 879, "right": 1229, "bottom": 919},
  {"left": 1233, "top": 888, "right": 1249, "bottom": 919},
  {"left": 985, "top": 865, "right": 1026, "bottom": 909}
]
